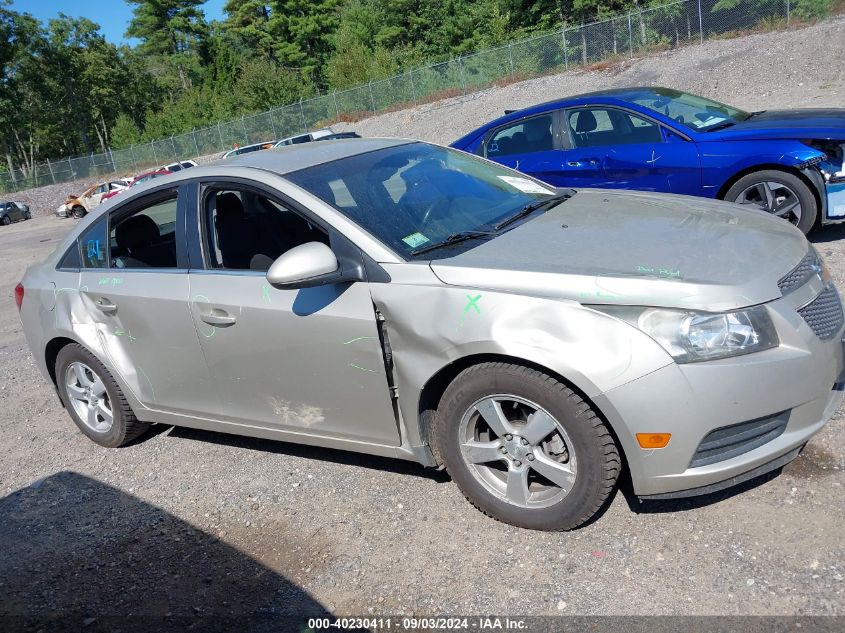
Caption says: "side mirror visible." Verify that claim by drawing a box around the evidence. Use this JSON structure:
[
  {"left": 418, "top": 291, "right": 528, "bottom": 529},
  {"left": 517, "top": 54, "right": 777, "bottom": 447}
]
[{"left": 266, "top": 242, "right": 342, "bottom": 289}]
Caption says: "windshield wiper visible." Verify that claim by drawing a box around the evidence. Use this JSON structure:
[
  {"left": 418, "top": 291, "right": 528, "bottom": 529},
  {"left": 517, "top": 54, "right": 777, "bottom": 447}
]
[
  {"left": 494, "top": 192, "right": 572, "bottom": 231},
  {"left": 410, "top": 230, "right": 498, "bottom": 256},
  {"left": 704, "top": 120, "right": 736, "bottom": 132}
]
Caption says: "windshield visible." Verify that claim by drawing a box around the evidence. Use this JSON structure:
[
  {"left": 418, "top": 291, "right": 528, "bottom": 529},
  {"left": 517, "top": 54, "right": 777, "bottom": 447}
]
[
  {"left": 286, "top": 143, "right": 558, "bottom": 259},
  {"left": 623, "top": 88, "right": 749, "bottom": 131}
]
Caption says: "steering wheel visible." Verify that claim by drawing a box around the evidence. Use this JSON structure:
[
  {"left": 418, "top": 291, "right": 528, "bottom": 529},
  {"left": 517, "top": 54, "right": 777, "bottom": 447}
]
[{"left": 420, "top": 197, "right": 452, "bottom": 231}]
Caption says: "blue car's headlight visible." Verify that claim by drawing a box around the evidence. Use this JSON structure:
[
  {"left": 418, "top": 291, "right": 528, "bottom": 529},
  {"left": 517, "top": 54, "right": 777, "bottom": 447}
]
[{"left": 593, "top": 304, "right": 779, "bottom": 363}]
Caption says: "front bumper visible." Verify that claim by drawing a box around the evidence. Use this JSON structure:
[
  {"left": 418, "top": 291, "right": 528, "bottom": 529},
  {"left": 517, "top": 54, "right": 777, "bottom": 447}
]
[{"left": 593, "top": 281, "right": 845, "bottom": 498}]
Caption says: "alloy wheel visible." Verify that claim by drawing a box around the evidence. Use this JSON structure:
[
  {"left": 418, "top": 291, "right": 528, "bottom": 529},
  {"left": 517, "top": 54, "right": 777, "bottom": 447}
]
[
  {"left": 65, "top": 361, "right": 113, "bottom": 433},
  {"left": 458, "top": 395, "right": 577, "bottom": 509},
  {"left": 735, "top": 180, "right": 802, "bottom": 225}
]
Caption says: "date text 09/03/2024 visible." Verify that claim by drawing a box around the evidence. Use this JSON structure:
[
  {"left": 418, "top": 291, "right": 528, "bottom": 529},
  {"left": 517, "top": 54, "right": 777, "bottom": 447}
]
[{"left": 307, "top": 617, "right": 528, "bottom": 630}]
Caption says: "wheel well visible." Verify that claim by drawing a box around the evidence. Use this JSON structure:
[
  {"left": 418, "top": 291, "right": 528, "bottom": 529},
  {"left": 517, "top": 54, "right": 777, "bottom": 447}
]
[
  {"left": 416, "top": 353, "right": 627, "bottom": 469},
  {"left": 45, "top": 336, "right": 77, "bottom": 389},
  {"left": 716, "top": 164, "right": 823, "bottom": 222}
]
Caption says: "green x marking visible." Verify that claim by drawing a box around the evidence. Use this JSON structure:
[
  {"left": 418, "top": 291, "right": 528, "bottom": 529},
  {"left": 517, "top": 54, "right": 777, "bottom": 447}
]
[{"left": 464, "top": 294, "right": 482, "bottom": 315}]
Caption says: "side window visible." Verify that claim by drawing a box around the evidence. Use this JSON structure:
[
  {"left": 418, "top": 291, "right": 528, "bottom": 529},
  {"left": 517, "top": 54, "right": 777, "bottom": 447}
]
[
  {"left": 109, "top": 194, "right": 179, "bottom": 269},
  {"left": 567, "top": 107, "right": 663, "bottom": 148},
  {"left": 59, "top": 241, "right": 82, "bottom": 270},
  {"left": 203, "top": 188, "right": 329, "bottom": 271},
  {"left": 80, "top": 218, "right": 109, "bottom": 269},
  {"left": 486, "top": 114, "right": 554, "bottom": 157}
]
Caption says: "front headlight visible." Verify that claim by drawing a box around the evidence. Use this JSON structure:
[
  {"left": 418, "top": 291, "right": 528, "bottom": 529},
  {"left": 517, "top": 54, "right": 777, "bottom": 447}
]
[{"left": 593, "top": 304, "right": 779, "bottom": 363}]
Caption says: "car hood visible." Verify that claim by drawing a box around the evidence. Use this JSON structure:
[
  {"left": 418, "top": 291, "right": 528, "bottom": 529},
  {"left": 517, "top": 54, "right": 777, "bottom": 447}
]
[
  {"left": 702, "top": 109, "right": 845, "bottom": 142},
  {"left": 430, "top": 189, "right": 808, "bottom": 312}
]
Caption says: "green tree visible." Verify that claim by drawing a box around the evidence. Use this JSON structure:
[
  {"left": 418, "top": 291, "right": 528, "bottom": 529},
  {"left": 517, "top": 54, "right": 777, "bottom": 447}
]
[
  {"left": 266, "top": 0, "right": 342, "bottom": 86},
  {"left": 126, "top": 0, "right": 208, "bottom": 91},
  {"left": 221, "top": 1, "right": 275, "bottom": 60}
]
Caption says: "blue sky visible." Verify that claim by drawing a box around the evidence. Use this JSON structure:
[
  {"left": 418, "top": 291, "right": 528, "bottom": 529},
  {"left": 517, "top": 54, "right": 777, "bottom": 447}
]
[{"left": 10, "top": 0, "right": 227, "bottom": 45}]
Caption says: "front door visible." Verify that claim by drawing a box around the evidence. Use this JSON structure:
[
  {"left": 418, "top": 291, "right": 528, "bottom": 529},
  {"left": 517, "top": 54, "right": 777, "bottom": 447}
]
[
  {"left": 187, "top": 183, "right": 400, "bottom": 445},
  {"left": 561, "top": 106, "right": 701, "bottom": 194}
]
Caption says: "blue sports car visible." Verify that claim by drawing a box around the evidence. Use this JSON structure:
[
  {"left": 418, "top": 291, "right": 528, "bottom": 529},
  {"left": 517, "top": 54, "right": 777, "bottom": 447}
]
[{"left": 451, "top": 87, "right": 845, "bottom": 234}]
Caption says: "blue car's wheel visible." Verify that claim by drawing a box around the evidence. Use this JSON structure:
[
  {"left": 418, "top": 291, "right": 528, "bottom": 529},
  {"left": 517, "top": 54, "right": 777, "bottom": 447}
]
[{"left": 725, "top": 170, "right": 817, "bottom": 234}]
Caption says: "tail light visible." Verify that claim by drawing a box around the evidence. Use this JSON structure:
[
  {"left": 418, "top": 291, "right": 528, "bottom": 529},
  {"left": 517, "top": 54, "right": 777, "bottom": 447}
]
[{"left": 14, "top": 283, "right": 24, "bottom": 311}]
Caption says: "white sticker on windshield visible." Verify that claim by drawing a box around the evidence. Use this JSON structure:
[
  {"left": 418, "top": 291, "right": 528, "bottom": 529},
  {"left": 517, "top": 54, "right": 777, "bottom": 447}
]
[
  {"left": 402, "top": 232, "right": 430, "bottom": 248},
  {"left": 497, "top": 176, "right": 554, "bottom": 195}
]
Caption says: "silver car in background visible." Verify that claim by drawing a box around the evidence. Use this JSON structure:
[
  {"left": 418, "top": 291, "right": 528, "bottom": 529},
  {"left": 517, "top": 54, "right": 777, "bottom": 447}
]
[{"left": 16, "top": 139, "right": 845, "bottom": 530}]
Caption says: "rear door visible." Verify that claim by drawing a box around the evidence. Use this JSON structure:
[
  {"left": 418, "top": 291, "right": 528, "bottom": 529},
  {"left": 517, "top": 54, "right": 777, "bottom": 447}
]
[
  {"left": 561, "top": 106, "right": 701, "bottom": 194},
  {"left": 482, "top": 112, "right": 568, "bottom": 185},
  {"left": 185, "top": 179, "right": 400, "bottom": 445},
  {"left": 77, "top": 186, "right": 218, "bottom": 416}
]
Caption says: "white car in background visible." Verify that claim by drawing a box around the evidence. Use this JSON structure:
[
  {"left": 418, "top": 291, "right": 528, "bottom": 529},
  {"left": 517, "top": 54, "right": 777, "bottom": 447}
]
[
  {"left": 55, "top": 179, "right": 132, "bottom": 219},
  {"left": 157, "top": 160, "right": 198, "bottom": 172},
  {"left": 273, "top": 129, "right": 336, "bottom": 147}
]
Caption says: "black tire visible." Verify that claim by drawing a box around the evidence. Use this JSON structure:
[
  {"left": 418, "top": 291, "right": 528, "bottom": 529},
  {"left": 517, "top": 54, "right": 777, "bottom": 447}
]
[
  {"left": 0, "top": 215, "right": 9, "bottom": 225},
  {"left": 55, "top": 343, "right": 150, "bottom": 447},
  {"left": 24, "top": 210, "right": 31, "bottom": 220},
  {"left": 71, "top": 205, "right": 86, "bottom": 219},
  {"left": 433, "top": 362, "right": 620, "bottom": 531},
  {"left": 724, "top": 169, "right": 817, "bottom": 234}
]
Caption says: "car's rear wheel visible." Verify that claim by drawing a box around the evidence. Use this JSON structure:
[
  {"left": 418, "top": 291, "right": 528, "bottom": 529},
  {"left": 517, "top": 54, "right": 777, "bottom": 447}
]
[
  {"left": 56, "top": 344, "right": 150, "bottom": 447},
  {"left": 724, "top": 170, "right": 817, "bottom": 234},
  {"left": 434, "top": 362, "right": 620, "bottom": 530},
  {"left": 1, "top": 215, "right": 10, "bottom": 225},
  {"left": 71, "top": 205, "right": 86, "bottom": 219}
]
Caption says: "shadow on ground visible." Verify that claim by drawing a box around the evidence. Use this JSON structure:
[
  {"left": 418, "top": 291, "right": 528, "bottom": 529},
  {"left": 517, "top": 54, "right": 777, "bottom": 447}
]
[
  {"left": 0, "top": 471, "right": 330, "bottom": 632},
  {"left": 167, "top": 425, "right": 452, "bottom": 483},
  {"left": 617, "top": 466, "right": 782, "bottom": 515},
  {"left": 810, "top": 224, "right": 845, "bottom": 245}
]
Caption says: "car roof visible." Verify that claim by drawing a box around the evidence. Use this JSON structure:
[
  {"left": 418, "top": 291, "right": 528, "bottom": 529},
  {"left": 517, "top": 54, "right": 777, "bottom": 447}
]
[
  {"left": 218, "top": 137, "right": 413, "bottom": 175},
  {"left": 519, "top": 86, "right": 672, "bottom": 112}
]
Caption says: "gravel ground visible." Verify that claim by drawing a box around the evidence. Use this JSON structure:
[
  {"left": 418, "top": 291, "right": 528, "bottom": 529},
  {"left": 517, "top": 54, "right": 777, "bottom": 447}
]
[{"left": 1, "top": 18, "right": 845, "bottom": 627}]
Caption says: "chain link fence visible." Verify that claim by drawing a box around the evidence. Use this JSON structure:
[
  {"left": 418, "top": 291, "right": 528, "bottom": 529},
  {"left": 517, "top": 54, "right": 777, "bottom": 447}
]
[{"left": 0, "top": 0, "right": 828, "bottom": 194}]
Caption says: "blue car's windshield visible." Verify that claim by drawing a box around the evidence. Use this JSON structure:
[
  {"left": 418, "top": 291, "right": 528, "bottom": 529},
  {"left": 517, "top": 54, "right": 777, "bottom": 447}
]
[
  {"left": 287, "top": 143, "right": 560, "bottom": 259},
  {"left": 624, "top": 88, "right": 749, "bottom": 131}
]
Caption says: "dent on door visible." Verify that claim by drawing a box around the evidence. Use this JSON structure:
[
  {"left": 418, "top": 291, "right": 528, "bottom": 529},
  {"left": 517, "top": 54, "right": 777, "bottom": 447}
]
[
  {"left": 74, "top": 270, "right": 217, "bottom": 416},
  {"left": 187, "top": 274, "right": 401, "bottom": 445}
]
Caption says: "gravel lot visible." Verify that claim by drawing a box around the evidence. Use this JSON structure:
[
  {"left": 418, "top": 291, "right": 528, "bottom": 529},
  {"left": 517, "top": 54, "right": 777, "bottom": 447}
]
[{"left": 1, "top": 18, "right": 844, "bottom": 627}]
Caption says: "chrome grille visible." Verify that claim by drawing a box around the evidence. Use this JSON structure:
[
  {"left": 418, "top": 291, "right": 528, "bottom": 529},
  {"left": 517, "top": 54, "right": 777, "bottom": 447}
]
[
  {"left": 798, "top": 284, "right": 844, "bottom": 340},
  {"left": 690, "top": 411, "right": 789, "bottom": 468},
  {"left": 778, "top": 249, "right": 818, "bottom": 293}
]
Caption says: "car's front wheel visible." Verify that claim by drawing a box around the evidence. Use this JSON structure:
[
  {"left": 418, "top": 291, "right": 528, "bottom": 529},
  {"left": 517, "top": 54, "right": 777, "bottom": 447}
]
[
  {"left": 434, "top": 362, "right": 620, "bottom": 530},
  {"left": 56, "top": 344, "right": 150, "bottom": 447},
  {"left": 724, "top": 169, "right": 817, "bottom": 234},
  {"left": 24, "top": 210, "right": 31, "bottom": 220},
  {"left": 71, "top": 205, "right": 86, "bottom": 219},
  {"left": 0, "top": 215, "right": 10, "bottom": 225}
]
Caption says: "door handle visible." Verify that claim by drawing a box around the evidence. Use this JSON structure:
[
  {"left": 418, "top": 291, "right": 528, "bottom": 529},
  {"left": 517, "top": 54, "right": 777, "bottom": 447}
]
[
  {"left": 95, "top": 298, "right": 117, "bottom": 313},
  {"left": 199, "top": 309, "right": 237, "bottom": 327}
]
